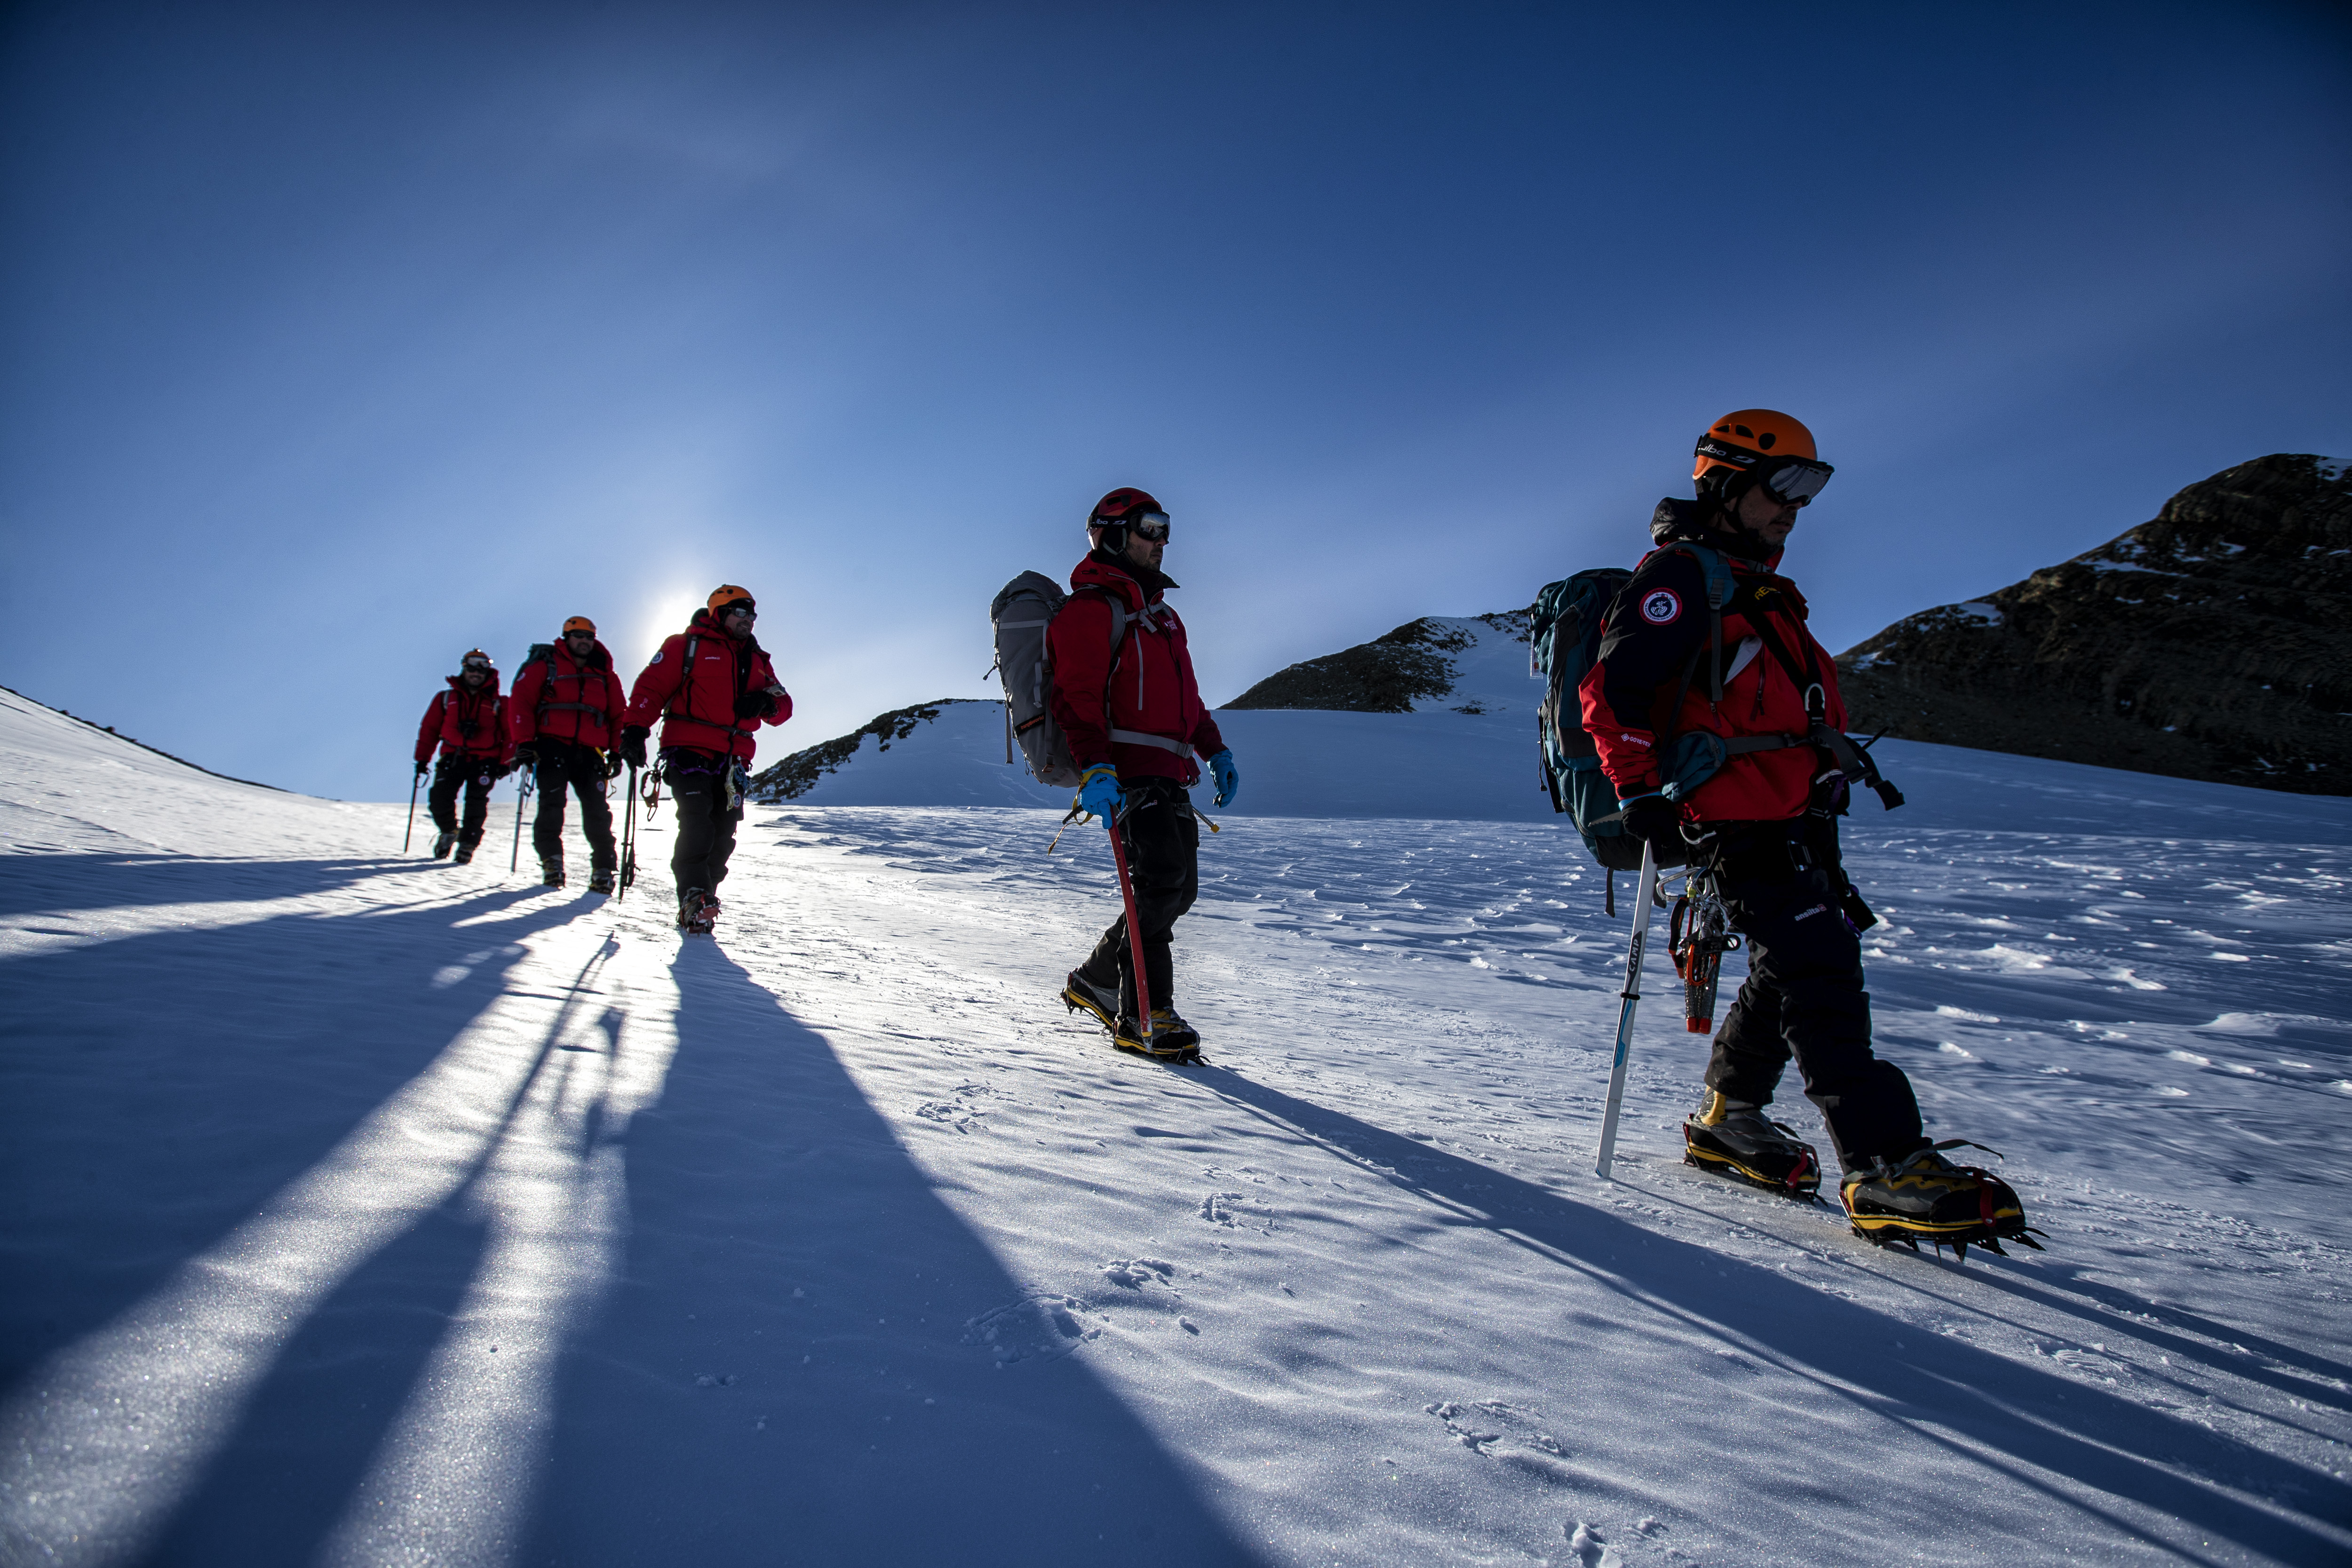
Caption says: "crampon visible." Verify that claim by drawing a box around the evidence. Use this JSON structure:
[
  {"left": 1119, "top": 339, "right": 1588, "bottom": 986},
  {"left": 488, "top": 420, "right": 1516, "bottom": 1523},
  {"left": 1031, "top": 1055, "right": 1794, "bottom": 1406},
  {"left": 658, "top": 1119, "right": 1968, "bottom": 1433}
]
[{"left": 1841, "top": 1140, "right": 2047, "bottom": 1261}]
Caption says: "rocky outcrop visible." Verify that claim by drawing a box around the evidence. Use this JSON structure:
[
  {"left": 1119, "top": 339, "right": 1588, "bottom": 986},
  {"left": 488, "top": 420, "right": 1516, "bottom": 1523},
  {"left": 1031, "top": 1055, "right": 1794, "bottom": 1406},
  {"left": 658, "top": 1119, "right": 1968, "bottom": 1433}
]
[
  {"left": 1836, "top": 454, "right": 2351, "bottom": 795},
  {"left": 1223, "top": 612, "right": 1529, "bottom": 712},
  {"left": 748, "top": 700, "right": 973, "bottom": 802}
]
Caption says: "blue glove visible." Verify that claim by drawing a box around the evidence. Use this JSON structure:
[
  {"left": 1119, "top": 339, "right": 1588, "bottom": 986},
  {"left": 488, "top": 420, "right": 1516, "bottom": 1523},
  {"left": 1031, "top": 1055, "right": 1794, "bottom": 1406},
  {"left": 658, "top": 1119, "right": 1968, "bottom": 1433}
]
[
  {"left": 1206, "top": 748, "right": 1238, "bottom": 808},
  {"left": 1079, "top": 765, "right": 1124, "bottom": 821}
]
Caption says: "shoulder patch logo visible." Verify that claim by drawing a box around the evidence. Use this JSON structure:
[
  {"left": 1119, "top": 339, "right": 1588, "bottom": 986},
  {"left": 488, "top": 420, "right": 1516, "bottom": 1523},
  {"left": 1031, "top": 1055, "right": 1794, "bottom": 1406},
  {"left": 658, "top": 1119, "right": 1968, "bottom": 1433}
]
[
  {"left": 1640, "top": 588, "right": 1683, "bottom": 625},
  {"left": 649, "top": 652, "right": 664, "bottom": 664}
]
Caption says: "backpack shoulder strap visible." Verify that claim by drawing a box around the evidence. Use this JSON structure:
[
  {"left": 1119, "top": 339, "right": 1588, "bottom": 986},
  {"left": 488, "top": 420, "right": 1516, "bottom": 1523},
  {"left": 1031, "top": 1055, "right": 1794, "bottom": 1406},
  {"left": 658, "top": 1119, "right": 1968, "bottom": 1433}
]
[
  {"left": 1665, "top": 542, "right": 1735, "bottom": 702},
  {"left": 663, "top": 635, "right": 702, "bottom": 724}
]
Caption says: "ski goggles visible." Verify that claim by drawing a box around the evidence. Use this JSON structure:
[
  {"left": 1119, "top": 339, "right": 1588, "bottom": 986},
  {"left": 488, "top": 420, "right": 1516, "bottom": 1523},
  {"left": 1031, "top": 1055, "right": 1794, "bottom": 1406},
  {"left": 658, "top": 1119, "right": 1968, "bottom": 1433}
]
[
  {"left": 1696, "top": 436, "right": 1834, "bottom": 505},
  {"left": 461, "top": 654, "right": 493, "bottom": 671},
  {"left": 1756, "top": 457, "right": 1834, "bottom": 505},
  {"left": 1126, "top": 511, "right": 1171, "bottom": 541}
]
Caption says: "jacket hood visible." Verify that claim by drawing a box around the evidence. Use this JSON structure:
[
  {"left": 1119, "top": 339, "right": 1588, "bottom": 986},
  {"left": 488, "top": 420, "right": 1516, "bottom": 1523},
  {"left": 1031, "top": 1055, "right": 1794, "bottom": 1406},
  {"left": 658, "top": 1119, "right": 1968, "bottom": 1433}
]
[
  {"left": 1072, "top": 550, "right": 1176, "bottom": 608},
  {"left": 1648, "top": 497, "right": 1784, "bottom": 572},
  {"left": 686, "top": 608, "right": 763, "bottom": 651}
]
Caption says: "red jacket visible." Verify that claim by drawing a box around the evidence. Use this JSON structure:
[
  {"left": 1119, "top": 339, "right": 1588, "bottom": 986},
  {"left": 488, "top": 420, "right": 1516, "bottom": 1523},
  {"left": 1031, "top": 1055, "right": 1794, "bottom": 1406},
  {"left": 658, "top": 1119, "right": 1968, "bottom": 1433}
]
[
  {"left": 1047, "top": 553, "right": 1226, "bottom": 785},
  {"left": 1578, "top": 518, "right": 1846, "bottom": 825},
  {"left": 511, "top": 639, "right": 625, "bottom": 748},
  {"left": 623, "top": 610, "right": 791, "bottom": 762},
  {"left": 415, "top": 675, "right": 514, "bottom": 765}
]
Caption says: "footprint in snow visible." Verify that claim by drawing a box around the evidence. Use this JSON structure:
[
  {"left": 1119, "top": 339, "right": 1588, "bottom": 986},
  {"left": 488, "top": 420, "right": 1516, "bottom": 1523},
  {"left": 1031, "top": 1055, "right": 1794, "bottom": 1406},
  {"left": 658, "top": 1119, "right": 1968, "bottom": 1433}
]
[
  {"left": 1424, "top": 1400, "right": 1571, "bottom": 1470},
  {"left": 1566, "top": 1520, "right": 1623, "bottom": 1568},
  {"left": 962, "top": 1294, "right": 1101, "bottom": 1365},
  {"left": 1101, "top": 1258, "right": 1175, "bottom": 1289},
  {"left": 1199, "top": 1193, "right": 1248, "bottom": 1227}
]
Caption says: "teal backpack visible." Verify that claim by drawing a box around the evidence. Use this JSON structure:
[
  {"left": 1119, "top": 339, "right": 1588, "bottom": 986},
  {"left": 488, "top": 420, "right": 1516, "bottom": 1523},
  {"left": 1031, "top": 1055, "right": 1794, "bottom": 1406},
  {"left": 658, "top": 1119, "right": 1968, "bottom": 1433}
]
[{"left": 1530, "top": 566, "right": 1640, "bottom": 870}]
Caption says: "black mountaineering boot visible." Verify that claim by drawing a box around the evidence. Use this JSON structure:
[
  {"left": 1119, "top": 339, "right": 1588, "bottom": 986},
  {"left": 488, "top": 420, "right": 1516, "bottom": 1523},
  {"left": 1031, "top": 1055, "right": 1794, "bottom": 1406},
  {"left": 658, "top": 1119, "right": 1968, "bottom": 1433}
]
[
  {"left": 677, "top": 888, "right": 715, "bottom": 935},
  {"left": 541, "top": 860, "right": 566, "bottom": 889},
  {"left": 588, "top": 867, "right": 616, "bottom": 895},
  {"left": 1683, "top": 1091, "right": 1821, "bottom": 1198},
  {"left": 1841, "top": 1141, "right": 2042, "bottom": 1258},
  {"left": 453, "top": 839, "right": 477, "bottom": 865},
  {"left": 1062, "top": 970, "right": 1120, "bottom": 1032},
  {"left": 431, "top": 831, "right": 455, "bottom": 860}
]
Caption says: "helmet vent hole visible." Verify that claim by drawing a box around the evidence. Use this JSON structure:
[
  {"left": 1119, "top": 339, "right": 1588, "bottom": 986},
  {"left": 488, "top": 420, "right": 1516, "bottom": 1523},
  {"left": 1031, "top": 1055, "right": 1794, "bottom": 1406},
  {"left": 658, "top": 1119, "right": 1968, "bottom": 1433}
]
[
  {"left": 1734, "top": 424, "right": 1755, "bottom": 438},
  {"left": 1756, "top": 432, "right": 1776, "bottom": 449}
]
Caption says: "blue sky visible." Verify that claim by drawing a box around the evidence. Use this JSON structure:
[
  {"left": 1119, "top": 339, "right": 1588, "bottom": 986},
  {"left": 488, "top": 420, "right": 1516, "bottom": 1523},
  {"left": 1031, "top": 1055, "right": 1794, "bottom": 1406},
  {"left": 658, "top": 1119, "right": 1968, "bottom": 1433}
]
[{"left": 3, "top": 1, "right": 2347, "bottom": 800}]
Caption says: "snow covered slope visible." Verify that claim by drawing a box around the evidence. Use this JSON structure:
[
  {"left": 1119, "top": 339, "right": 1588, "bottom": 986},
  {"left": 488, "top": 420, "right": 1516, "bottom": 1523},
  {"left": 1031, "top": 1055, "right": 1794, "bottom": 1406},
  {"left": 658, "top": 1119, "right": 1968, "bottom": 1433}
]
[
  {"left": 4, "top": 685, "right": 2349, "bottom": 1566},
  {"left": 764, "top": 697, "right": 1559, "bottom": 820}
]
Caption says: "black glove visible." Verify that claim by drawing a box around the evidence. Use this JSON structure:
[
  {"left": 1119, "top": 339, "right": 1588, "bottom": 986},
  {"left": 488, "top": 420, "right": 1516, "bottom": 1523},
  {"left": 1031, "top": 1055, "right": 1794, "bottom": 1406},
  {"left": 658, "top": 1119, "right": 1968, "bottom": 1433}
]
[
  {"left": 733, "top": 689, "right": 777, "bottom": 719},
  {"left": 414, "top": 760, "right": 428, "bottom": 780},
  {"left": 604, "top": 749, "right": 625, "bottom": 780},
  {"left": 513, "top": 741, "right": 540, "bottom": 771},
  {"left": 1617, "top": 793, "right": 1684, "bottom": 856},
  {"left": 620, "top": 726, "right": 650, "bottom": 769}
]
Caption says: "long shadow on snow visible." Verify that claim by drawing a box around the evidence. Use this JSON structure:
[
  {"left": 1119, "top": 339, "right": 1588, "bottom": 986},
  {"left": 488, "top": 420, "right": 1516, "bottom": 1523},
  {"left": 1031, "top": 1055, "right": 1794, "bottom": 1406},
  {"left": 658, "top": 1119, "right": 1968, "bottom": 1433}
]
[
  {"left": 519, "top": 940, "right": 1261, "bottom": 1567},
  {"left": 0, "top": 879, "right": 579, "bottom": 1393},
  {"left": 136, "top": 939, "right": 619, "bottom": 1566},
  {"left": 1196, "top": 1068, "right": 2348, "bottom": 1565},
  {"left": 0, "top": 850, "right": 417, "bottom": 918}
]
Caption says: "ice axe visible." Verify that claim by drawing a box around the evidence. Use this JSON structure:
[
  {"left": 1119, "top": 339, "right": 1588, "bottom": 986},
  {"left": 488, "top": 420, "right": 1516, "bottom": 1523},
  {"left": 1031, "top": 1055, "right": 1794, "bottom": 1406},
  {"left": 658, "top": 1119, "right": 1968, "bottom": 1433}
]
[
  {"left": 617, "top": 762, "right": 640, "bottom": 902},
  {"left": 1104, "top": 799, "right": 1156, "bottom": 1051},
  {"left": 1595, "top": 840, "right": 1660, "bottom": 1180},
  {"left": 403, "top": 767, "right": 421, "bottom": 853},
  {"left": 509, "top": 763, "right": 536, "bottom": 873}
]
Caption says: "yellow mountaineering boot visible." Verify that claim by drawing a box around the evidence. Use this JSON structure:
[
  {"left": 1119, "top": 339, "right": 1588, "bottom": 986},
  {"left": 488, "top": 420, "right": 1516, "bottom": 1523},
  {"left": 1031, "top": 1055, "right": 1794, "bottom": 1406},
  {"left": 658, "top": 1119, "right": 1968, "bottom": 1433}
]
[
  {"left": 1682, "top": 1090, "right": 1822, "bottom": 1198},
  {"left": 1840, "top": 1141, "right": 2042, "bottom": 1258}
]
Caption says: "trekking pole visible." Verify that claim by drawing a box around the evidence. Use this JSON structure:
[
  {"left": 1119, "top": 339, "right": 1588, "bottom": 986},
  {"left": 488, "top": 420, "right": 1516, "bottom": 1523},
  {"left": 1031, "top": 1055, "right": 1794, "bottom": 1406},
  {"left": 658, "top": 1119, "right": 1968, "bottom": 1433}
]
[
  {"left": 617, "top": 763, "right": 638, "bottom": 902},
  {"left": 1104, "top": 801, "right": 1155, "bottom": 1050},
  {"left": 509, "top": 765, "right": 536, "bottom": 873},
  {"left": 403, "top": 770, "right": 421, "bottom": 852},
  {"left": 1595, "top": 840, "right": 1661, "bottom": 1179}
]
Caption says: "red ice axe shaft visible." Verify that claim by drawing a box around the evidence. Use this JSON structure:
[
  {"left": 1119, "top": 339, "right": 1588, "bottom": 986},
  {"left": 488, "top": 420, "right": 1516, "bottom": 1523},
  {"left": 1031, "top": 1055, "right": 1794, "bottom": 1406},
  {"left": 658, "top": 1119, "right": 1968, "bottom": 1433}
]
[{"left": 1104, "top": 804, "right": 1154, "bottom": 1048}]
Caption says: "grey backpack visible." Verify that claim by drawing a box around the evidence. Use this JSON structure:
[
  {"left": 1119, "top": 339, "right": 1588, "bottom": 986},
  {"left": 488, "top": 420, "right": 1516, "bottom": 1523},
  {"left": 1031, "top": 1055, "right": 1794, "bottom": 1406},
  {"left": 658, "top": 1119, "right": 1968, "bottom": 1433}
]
[{"left": 989, "top": 571, "right": 1129, "bottom": 788}]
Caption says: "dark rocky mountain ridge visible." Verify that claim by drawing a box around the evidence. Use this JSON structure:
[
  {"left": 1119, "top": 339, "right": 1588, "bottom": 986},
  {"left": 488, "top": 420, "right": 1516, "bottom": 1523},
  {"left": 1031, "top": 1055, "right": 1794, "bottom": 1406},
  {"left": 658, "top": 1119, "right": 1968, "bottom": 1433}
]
[{"left": 1836, "top": 454, "right": 2348, "bottom": 796}]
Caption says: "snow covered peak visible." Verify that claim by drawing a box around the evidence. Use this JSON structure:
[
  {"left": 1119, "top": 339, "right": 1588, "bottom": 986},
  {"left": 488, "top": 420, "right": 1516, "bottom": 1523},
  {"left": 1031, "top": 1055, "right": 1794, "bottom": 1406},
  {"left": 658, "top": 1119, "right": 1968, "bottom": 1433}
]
[{"left": 1221, "top": 609, "right": 1534, "bottom": 716}]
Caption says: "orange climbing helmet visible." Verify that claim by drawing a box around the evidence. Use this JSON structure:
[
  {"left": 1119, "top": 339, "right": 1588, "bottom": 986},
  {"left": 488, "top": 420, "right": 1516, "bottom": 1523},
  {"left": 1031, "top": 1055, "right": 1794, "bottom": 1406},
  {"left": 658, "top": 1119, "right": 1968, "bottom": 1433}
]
[
  {"left": 561, "top": 615, "right": 596, "bottom": 637},
  {"left": 707, "top": 585, "right": 755, "bottom": 616},
  {"left": 1693, "top": 409, "right": 1833, "bottom": 504}
]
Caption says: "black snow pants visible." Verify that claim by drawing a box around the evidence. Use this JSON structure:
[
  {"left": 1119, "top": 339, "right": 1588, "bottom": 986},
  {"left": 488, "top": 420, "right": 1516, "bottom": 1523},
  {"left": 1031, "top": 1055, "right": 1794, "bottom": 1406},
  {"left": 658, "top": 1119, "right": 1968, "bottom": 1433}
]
[
  {"left": 666, "top": 749, "right": 743, "bottom": 901},
  {"left": 1697, "top": 819, "right": 1925, "bottom": 1173},
  {"left": 530, "top": 739, "right": 617, "bottom": 872},
  {"left": 1075, "top": 778, "right": 1200, "bottom": 1018},
  {"left": 429, "top": 753, "right": 500, "bottom": 846}
]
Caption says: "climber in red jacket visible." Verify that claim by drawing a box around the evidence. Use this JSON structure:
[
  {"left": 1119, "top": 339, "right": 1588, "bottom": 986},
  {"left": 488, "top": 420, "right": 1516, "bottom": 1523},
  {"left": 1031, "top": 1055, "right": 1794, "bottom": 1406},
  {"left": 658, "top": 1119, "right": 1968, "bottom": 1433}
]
[
  {"left": 1580, "top": 410, "right": 2031, "bottom": 1255},
  {"left": 510, "top": 615, "right": 627, "bottom": 892},
  {"left": 412, "top": 649, "right": 512, "bottom": 865},
  {"left": 620, "top": 586, "right": 791, "bottom": 932},
  {"left": 1051, "top": 486, "right": 1239, "bottom": 1059}
]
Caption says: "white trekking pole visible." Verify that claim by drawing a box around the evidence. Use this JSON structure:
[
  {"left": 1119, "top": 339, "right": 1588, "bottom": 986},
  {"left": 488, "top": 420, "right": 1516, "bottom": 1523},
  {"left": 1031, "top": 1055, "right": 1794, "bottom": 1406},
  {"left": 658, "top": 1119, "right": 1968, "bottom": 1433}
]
[{"left": 1595, "top": 840, "right": 1661, "bottom": 1179}]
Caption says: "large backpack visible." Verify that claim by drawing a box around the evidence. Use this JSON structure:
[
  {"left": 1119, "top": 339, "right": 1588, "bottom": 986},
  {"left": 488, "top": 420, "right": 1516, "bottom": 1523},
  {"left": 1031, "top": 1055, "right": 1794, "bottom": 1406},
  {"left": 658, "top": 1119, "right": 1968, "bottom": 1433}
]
[
  {"left": 1530, "top": 566, "right": 1640, "bottom": 870},
  {"left": 989, "top": 572, "right": 1131, "bottom": 789},
  {"left": 520, "top": 642, "right": 613, "bottom": 731}
]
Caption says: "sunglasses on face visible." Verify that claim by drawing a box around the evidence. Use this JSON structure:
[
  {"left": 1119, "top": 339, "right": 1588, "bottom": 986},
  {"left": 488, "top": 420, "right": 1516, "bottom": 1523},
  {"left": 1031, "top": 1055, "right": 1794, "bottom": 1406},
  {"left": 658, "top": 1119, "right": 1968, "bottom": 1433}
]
[{"left": 723, "top": 605, "right": 757, "bottom": 620}]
